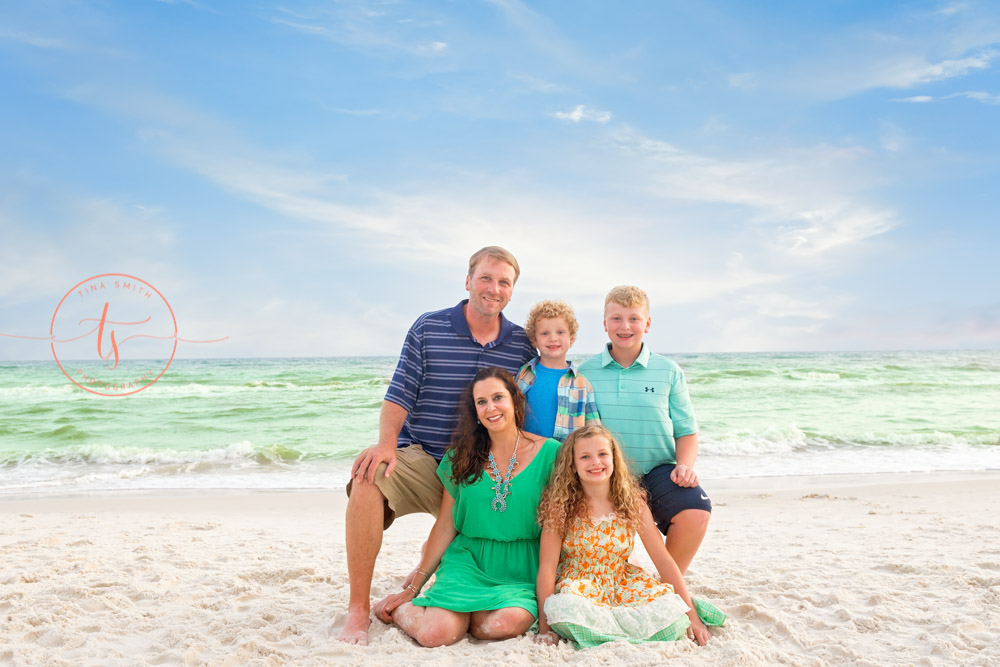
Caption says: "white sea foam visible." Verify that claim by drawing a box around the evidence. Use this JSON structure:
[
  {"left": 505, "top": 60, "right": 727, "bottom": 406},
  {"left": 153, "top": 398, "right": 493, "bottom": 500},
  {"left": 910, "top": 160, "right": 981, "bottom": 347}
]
[
  {"left": 700, "top": 428, "right": 998, "bottom": 458},
  {"left": 700, "top": 425, "right": 813, "bottom": 456},
  {"left": 0, "top": 385, "right": 77, "bottom": 397},
  {"left": 0, "top": 441, "right": 323, "bottom": 470},
  {"left": 0, "top": 378, "right": 386, "bottom": 399}
]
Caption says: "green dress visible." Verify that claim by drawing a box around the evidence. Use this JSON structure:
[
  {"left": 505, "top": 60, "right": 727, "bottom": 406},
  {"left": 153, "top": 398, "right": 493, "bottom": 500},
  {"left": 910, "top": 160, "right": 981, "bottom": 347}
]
[{"left": 412, "top": 438, "right": 560, "bottom": 617}]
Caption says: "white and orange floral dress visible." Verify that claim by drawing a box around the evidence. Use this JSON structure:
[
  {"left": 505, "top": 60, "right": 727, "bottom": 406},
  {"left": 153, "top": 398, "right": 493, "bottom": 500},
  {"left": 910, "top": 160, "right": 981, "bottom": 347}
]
[{"left": 544, "top": 514, "right": 696, "bottom": 647}]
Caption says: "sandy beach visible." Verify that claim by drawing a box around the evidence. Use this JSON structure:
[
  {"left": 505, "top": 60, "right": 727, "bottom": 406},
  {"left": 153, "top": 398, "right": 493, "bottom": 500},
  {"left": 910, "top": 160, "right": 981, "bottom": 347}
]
[{"left": 2, "top": 471, "right": 998, "bottom": 666}]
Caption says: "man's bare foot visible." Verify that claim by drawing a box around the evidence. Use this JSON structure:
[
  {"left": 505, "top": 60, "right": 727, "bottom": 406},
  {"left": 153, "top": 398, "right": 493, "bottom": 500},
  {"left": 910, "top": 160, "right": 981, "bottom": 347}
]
[{"left": 336, "top": 607, "right": 371, "bottom": 645}]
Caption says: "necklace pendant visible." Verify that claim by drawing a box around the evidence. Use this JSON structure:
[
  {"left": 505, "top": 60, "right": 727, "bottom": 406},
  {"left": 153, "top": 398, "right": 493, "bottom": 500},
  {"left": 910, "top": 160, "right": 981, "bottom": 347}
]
[{"left": 487, "top": 430, "right": 520, "bottom": 513}]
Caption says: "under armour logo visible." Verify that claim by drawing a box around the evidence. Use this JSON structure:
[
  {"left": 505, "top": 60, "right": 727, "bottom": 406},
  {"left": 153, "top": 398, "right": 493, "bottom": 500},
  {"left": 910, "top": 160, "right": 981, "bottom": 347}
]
[{"left": 645, "top": 387, "right": 655, "bottom": 392}]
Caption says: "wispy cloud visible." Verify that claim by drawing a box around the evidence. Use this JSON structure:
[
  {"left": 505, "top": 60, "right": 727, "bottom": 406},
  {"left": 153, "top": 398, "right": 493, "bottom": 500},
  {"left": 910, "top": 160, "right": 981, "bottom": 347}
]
[
  {"left": 728, "top": 72, "right": 757, "bottom": 91},
  {"left": 959, "top": 90, "right": 1000, "bottom": 104},
  {"left": 768, "top": 1, "right": 1000, "bottom": 101},
  {"left": 879, "top": 121, "right": 907, "bottom": 152},
  {"left": 894, "top": 90, "right": 1000, "bottom": 104},
  {"left": 0, "top": 186, "right": 177, "bottom": 307},
  {"left": 606, "top": 126, "right": 896, "bottom": 259},
  {"left": 153, "top": 0, "right": 216, "bottom": 11},
  {"left": 936, "top": 3, "right": 970, "bottom": 17},
  {"left": 697, "top": 115, "right": 731, "bottom": 136},
  {"left": 0, "top": 28, "right": 69, "bottom": 50},
  {"left": 420, "top": 41, "right": 447, "bottom": 53},
  {"left": 486, "top": 0, "right": 585, "bottom": 69},
  {"left": 743, "top": 292, "right": 835, "bottom": 320},
  {"left": 330, "top": 108, "right": 383, "bottom": 116},
  {"left": 551, "top": 104, "right": 612, "bottom": 124},
  {"left": 800, "top": 48, "right": 999, "bottom": 98},
  {"left": 507, "top": 72, "right": 567, "bottom": 94},
  {"left": 269, "top": 5, "right": 450, "bottom": 59},
  {"left": 485, "top": 0, "right": 618, "bottom": 84},
  {"left": 881, "top": 49, "right": 997, "bottom": 88}
]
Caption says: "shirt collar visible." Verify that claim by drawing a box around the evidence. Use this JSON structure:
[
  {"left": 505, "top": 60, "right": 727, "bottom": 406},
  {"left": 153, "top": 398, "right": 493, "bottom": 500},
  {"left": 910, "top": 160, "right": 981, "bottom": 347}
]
[
  {"left": 527, "top": 356, "right": 577, "bottom": 375},
  {"left": 450, "top": 300, "right": 514, "bottom": 347},
  {"left": 600, "top": 342, "right": 650, "bottom": 369}
]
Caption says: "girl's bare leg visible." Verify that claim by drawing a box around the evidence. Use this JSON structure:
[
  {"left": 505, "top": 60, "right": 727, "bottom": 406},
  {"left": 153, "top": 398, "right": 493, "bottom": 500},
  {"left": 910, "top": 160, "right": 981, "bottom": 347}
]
[
  {"left": 392, "top": 602, "right": 470, "bottom": 647},
  {"left": 468, "top": 607, "right": 535, "bottom": 640}
]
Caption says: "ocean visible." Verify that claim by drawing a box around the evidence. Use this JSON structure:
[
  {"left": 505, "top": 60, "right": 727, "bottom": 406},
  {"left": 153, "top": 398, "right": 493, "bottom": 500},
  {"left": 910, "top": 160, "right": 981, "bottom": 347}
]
[{"left": 1, "top": 351, "right": 998, "bottom": 496}]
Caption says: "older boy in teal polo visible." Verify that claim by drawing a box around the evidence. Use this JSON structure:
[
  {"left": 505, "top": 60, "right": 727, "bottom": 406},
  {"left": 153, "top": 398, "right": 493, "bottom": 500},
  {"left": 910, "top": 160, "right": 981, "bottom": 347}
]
[{"left": 578, "top": 285, "right": 710, "bottom": 575}]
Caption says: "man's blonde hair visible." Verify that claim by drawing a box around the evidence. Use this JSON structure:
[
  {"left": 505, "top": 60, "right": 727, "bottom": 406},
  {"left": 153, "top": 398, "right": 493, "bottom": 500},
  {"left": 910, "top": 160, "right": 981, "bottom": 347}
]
[
  {"left": 468, "top": 246, "right": 520, "bottom": 284},
  {"left": 524, "top": 300, "right": 579, "bottom": 342},
  {"left": 604, "top": 285, "right": 650, "bottom": 314}
]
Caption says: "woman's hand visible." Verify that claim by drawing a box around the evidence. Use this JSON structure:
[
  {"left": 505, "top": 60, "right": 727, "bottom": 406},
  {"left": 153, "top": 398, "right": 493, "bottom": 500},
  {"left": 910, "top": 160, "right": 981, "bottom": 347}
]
[{"left": 373, "top": 588, "right": 415, "bottom": 623}]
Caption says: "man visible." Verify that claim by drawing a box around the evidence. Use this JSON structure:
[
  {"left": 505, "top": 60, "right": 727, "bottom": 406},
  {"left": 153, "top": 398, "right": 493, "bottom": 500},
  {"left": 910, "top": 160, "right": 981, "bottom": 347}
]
[{"left": 337, "top": 246, "right": 536, "bottom": 645}]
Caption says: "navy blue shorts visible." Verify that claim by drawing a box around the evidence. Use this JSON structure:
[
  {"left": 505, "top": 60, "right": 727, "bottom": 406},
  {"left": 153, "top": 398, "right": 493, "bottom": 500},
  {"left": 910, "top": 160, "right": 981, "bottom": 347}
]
[{"left": 640, "top": 463, "right": 712, "bottom": 534}]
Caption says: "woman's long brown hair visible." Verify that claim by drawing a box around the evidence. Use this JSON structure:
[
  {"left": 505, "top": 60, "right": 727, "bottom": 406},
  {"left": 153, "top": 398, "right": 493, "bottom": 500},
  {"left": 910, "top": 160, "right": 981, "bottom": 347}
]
[{"left": 448, "top": 367, "right": 526, "bottom": 486}]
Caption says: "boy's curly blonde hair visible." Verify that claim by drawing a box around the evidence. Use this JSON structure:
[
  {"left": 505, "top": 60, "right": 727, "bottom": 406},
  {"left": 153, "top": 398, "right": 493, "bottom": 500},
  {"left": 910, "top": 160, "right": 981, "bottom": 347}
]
[
  {"left": 537, "top": 424, "right": 647, "bottom": 537},
  {"left": 524, "top": 299, "right": 579, "bottom": 343}
]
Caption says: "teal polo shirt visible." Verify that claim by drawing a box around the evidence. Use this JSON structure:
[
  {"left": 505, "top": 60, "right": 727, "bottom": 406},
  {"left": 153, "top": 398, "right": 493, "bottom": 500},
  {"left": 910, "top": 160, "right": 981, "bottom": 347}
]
[{"left": 578, "top": 343, "right": 698, "bottom": 476}]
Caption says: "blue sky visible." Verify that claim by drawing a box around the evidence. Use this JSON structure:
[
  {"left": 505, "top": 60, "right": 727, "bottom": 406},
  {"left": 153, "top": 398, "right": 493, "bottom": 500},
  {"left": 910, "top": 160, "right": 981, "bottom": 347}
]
[{"left": 1, "top": 0, "right": 998, "bottom": 360}]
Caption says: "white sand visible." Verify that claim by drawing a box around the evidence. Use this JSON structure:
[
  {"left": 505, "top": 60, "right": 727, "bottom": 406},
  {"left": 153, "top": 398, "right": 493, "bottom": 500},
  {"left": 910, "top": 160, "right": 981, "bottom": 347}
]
[{"left": 2, "top": 472, "right": 999, "bottom": 666}]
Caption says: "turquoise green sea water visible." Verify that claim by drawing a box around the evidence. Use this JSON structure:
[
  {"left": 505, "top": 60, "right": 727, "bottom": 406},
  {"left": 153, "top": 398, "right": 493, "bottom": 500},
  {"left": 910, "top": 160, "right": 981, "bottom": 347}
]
[{"left": 1, "top": 351, "right": 998, "bottom": 495}]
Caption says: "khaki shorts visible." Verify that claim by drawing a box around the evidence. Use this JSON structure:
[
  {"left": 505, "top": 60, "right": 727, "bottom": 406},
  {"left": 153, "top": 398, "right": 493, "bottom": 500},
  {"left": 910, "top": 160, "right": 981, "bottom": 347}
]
[{"left": 346, "top": 444, "right": 443, "bottom": 529}]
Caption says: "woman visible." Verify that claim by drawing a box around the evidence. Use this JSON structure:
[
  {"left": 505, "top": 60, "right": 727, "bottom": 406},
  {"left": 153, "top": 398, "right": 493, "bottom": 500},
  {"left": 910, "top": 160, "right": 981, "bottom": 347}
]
[{"left": 373, "top": 366, "right": 561, "bottom": 647}]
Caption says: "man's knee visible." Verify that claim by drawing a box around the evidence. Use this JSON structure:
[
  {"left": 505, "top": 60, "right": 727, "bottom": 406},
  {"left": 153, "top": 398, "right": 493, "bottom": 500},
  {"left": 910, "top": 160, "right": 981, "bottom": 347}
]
[
  {"left": 348, "top": 476, "right": 386, "bottom": 503},
  {"left": 346, "top": 478, "right": 392, "bottom": 525}
]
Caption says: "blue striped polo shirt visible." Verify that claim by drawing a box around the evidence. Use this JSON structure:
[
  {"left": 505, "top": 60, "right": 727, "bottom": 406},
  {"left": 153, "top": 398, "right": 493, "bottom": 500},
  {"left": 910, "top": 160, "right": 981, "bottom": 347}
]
[{"left": 384, "top": 300, "right": 537, "bottom": 461}]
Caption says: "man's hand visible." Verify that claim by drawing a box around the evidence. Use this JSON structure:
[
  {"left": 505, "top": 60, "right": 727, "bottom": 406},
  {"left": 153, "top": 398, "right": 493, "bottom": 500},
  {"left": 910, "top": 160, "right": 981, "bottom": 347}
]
[
  {"left": 352, "top": 442, "right": 398, "bottom": 484},
  {"left": 670, "top": 463, "right": 699, "bottom": 488}
]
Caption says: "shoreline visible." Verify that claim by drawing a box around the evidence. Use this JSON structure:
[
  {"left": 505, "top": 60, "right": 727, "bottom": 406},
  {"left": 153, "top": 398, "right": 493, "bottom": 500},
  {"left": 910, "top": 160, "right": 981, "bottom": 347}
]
[
  {"left": 3, "top": 470, "right": 999, "bottom": 665},
  {"left": 2, "top": 468, "right": 997, "bottom": 507}
]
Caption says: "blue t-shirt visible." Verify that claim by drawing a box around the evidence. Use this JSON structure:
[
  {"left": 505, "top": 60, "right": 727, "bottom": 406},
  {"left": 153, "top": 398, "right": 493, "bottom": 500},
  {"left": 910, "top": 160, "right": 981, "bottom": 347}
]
[{"left": 522, "top": 363, "right": 567, "bottom": 438}]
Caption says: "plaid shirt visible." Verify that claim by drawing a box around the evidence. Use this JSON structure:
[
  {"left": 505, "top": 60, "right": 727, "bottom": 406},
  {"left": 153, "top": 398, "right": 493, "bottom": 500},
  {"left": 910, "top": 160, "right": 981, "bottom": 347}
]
[{"left": 516, "top": 358, "right": 601, "bottom": 442}]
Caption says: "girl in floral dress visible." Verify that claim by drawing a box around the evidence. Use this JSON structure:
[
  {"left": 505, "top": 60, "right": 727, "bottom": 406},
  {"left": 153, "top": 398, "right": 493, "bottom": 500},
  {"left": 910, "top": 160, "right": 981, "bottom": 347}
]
[{"left": 535, "top": 424, "right": 724, "bottom": 648}]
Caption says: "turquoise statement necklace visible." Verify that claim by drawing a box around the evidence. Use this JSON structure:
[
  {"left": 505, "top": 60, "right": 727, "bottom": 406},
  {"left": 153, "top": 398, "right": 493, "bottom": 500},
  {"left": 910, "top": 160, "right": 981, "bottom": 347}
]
[{"left": 487, "top": 430, "right": 520, "bottom": 512}]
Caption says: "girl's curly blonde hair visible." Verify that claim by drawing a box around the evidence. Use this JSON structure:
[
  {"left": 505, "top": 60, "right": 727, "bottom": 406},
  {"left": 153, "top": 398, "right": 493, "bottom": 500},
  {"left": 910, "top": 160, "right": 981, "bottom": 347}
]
[{"left": 537, "top": 424, "right": 647, "bottom": 537}]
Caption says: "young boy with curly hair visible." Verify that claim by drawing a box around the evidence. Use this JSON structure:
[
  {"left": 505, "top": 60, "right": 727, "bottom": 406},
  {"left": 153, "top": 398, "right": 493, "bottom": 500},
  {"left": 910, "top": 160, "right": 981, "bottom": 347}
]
[{"left": 516, "top": 300, "right": 600, "bottom": 442}]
